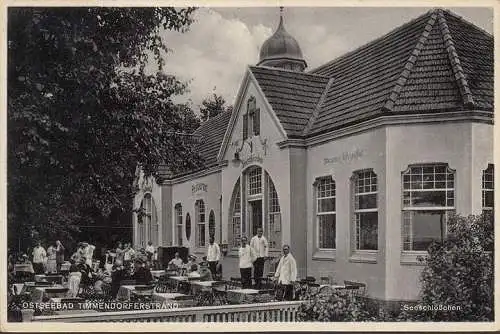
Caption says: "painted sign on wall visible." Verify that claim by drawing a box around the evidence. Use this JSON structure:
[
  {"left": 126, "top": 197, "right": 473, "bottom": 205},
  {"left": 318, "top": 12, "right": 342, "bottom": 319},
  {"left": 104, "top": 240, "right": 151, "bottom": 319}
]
[
  {"left": 324, "top": 149, "right": 364, "bottom": 165},
  {"left": 192, "top": 183, "right": 208, "bottom": 194}
]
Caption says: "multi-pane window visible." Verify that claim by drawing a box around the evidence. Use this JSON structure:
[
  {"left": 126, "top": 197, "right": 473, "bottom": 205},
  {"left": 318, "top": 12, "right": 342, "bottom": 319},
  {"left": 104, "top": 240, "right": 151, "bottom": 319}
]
[
  {"left": 243, "top": 96, "right": 260, "bottom": 139},
  {"left": 267, "top": 174, "right": 281, "bottom": 249},
  {"left": 230, "top": 179, "right": 241, "bottom": 248},
  {"left": 175, "top": 204, "right": 183, "bottom": 246},
  {"left": 209, "top": 210, "right": 216, "bottom": 239},
  {"left": 316, "top": 177, "right": 336, "bottom": 249},
  {"left": 248, "top": 167, "right": 262, "bottom": 195},
  {"left": 402, "top": 164, "right": 455, "bottom": 251},
  {"left": 482, "top": 164, "right": 494, "bottom": 214},
  {"left": 196, "top": 200, "right": 206, "bottom": 247},
  {"left": 353, "top": 170, "right": 378, "bottom": 251}
]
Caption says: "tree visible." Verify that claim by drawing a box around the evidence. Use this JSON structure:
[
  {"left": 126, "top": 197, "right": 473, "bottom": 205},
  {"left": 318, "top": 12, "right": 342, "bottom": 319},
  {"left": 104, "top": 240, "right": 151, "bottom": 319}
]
[
  {"left": 417, "top": 213, "right": 494, "bottom": 321},
  {"left": 8, "top": 7, "right": 202, "bottom": 251},
  {"left": 199, "top": 93, "right": 233, "bottom": 122}
]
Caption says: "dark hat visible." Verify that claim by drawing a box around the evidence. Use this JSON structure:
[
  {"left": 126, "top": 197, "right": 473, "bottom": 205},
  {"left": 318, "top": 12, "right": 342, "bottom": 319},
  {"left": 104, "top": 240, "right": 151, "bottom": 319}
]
[
  {"left": 188, "top": 254, "right": 197, "bottom": 260},
  {"left": 135, "top": 258, "right": 144, "bottom": 264}
]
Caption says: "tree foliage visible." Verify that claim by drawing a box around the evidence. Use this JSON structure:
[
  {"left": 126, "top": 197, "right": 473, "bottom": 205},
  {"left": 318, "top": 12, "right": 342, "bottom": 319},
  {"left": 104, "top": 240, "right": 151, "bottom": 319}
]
[
  {"left": 8, "top": 7, "right": 201, "bottom": 250},
  {"left": 199, "top": 93, "right": 233, "bottom": 122},
  {"left": 416, "top": 213, "right": 494, "bottom": 321}
]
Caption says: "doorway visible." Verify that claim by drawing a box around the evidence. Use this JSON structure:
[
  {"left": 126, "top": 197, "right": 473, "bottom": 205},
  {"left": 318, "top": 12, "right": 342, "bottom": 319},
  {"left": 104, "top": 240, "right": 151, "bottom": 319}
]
[{"left": 248, "top": 199, "right": 262, "bottom": 237}]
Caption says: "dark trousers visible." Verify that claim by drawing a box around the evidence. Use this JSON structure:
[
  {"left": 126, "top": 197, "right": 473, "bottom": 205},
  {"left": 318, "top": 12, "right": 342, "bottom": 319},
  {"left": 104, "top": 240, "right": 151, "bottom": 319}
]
[
  {"left": 253, "top": 257, "right": 265, "bottom": 288},
  {"left": 33, "top": 262, "right": 44, "bottom": 274},
  {"left": 208, "top": 261, "right": 217, "bottom": 278},
  {"left": 277, "top": 284, "right": 294, "bottom": 301},
  {"left": 240, "top": 268, "right": 252, "bottom": 289}
]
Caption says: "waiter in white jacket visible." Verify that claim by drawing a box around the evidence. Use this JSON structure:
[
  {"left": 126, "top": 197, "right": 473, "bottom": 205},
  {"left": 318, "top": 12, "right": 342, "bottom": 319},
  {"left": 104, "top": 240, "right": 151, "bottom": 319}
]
[
  {"left": 250, "top": 228, "right": 268, "bottom": 289},
  {"left": 274, "top": 244, "right": 297, "bottom": 301}
]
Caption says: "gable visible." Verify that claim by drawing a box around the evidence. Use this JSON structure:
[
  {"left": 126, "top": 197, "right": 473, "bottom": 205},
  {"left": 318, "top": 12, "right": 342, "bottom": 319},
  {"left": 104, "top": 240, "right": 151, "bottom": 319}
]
[{"left": 218, "top": 67, "right": 288, "bottom": 162}]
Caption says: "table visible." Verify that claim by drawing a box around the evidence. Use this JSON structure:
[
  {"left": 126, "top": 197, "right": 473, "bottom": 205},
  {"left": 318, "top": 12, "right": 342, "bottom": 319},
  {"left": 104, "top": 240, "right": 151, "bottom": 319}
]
[
  {"left": 226, "top": 289, "right": 260, "bottom": 304},
  {"left": 152, "top": 292, "right": 187, "bottom": 302},
  {"left": 14, "top": 263, "right": 34, "bottom": 274},
  {"left": 150, "top": 270, "right": 165, "bottom": 279},
  {"left": 319, "top": 284, "right": 346, "bottom": 289},
  {"left": 32, "top": 285, "right": 68, "bottom": 303},
  {"left": 190, "top": 280, "right": 216, "bottom": 294}
]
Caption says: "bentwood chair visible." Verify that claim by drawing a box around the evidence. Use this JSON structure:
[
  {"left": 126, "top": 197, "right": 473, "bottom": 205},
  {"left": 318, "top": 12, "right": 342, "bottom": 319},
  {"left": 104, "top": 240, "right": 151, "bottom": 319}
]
[{"left": 343, "top": 280, "right": 367, "bottom": 297}]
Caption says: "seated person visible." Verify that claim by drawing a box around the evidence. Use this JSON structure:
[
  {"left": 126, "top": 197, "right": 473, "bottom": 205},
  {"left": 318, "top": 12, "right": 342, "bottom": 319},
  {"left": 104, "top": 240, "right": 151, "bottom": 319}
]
[
  {"left": 187, "top": 263, "right": 200, "bottom": 279},
  {"left": 186, "top": 255, "right": 197, "bottom": 274},
  {"left": 78, "top": 257, "right": 93, "bottom": 285},
  {"left": 198, "top": 259, "right": 213, "bottom": 282},
  {"left": 131, "top": 258, "right": 153, "bottom": 285},
  {"left": 17, "top": 253, "right": 32, "bottom": 265},
  {"left": 168, "top": 252, "right": 183, "bottom": 270},
  {"left": 111, "top": 259, "right": 126, "bottom": 298},
  {"left": 93, "top": 268, "right": 112, "bottom": 293}
]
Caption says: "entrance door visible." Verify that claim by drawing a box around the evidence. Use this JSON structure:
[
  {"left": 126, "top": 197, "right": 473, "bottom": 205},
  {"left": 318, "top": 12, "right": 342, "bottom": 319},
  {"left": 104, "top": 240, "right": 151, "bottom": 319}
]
[{"left": 248, "top": 200, "right": 262, "bottom": 237}]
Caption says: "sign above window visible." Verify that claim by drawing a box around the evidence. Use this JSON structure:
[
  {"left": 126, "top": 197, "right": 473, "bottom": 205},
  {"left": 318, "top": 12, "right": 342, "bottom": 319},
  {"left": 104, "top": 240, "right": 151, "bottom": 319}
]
[{"left": 192, "top": 183, "right": 208, "bottom": 195}]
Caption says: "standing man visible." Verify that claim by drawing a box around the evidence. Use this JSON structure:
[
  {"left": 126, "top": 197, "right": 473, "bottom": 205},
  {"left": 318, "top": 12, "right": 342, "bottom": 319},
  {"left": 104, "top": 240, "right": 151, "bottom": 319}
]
[
  {"left": 82, "top": 242, "right": 96, "bottom": 267},
  {"left": 32, "top": 241, "right": 47, "bottom": 274},
  {"left": 206, "top": 236, "right": 221, "bottom": 278},
  {"left": 250, "top": 228, "right": 268, "bottom": 289},
  {"left": 274, "top": 244, "right": 297, "bottom": 301},
  {"left": 238, "top": 236, "right": 256, "bottom": 289},
  {"left": 123, "top": 242, "right": 136, "bottom": 269},
  {"left": 55, "top": 240, "right": 65, "bottom": 272}
]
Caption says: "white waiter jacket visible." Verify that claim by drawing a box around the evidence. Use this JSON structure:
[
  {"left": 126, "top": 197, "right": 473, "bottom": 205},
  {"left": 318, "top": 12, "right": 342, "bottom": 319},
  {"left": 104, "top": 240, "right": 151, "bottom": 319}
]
[
  {"left": 274, "top": 253, "right": 297, "bottom": 285},
  {"left": 207, "top": 242, "right": 221, "bottom": 262},
  {"left": 238, "top": 245, "right": 256, "bottom": 269},
  {"left": 250, "top": 235, "right": 269, "bottom": 258}
]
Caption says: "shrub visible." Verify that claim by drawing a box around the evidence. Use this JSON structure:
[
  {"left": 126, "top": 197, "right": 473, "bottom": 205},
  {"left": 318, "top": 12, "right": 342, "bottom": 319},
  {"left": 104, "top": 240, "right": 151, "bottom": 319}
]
[
  {"left": 416, "top": 213, "right": 494, "bottom": 321},
  {"left": 297, "top": 289, "right": 374, "bottom": 321}
]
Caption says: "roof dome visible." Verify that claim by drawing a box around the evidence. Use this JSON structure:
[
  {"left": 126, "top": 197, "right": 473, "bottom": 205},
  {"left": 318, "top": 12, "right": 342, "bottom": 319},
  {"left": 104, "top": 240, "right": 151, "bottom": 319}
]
[{"left": 257, "top": 11, "right": 307, "bottom": 71}]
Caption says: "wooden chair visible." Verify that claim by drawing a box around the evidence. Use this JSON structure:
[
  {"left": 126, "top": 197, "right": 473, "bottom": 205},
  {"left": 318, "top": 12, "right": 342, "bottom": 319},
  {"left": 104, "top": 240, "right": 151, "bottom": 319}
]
[
  {"left": 343, "top": 280, "right": 367, "bottom": 297},
  {"left": 211, "top": 281, "right": 228, "bottom": 305}
]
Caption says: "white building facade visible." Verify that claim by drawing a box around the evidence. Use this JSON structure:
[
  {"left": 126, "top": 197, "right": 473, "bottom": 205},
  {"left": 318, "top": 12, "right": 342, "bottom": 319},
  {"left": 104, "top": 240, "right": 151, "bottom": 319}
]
[{"left": 133, "top": 9, "right": 494, "bottom": 302}]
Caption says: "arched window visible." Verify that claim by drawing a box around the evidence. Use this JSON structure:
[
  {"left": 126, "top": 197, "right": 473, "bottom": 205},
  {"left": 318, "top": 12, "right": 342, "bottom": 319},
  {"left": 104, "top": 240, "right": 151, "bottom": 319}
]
[
  {"left": 175, "top": 204, "right": 183, "bottom": 246},
  {"left": 195, "top": 200, "right": 206, "bottom": 247},
  {"left": 208, "top": 210, "right": 216, "bottom": 239},
  {"left": 267, "top": 173, "right": 281, "bottom": 249},
  {"left": 402, "top": 164, "right": 455, "bottom": 251},
  {"left": 138, "top": 194, "right": 158, "bottom": 248},
  {"left": 185, "top": 213, "right": 191, "bottom": 241},
  {"left": 229, "top": 179, "right": 241, "bottom": 249}
]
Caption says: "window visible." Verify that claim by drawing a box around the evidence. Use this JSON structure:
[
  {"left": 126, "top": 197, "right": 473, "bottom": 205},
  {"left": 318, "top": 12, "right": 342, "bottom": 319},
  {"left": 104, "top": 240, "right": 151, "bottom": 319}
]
[
  {"left": 196, "top": 200, "right": 206, "bottom": 247},
  {"left": 353, "top": 170, "right": 378, "bottom": 251},
  {"left": 482, "top": 164, "right": 494, "bottom": 214},
  {"left": 138, "top": 194, "right": 158, "bottom": 248},
  {"left": 267, "top": 173, "right": 281, "bottom": 249},
  {"left": 243, "top": 96, "right": 260, "bottom": 139},
  {"left": 185, "top": 213, "right": 191, "bottom": 241},
  {"left": 248, "top": 167, "right": 262, "bottom": 196},
  {"left": 229, "top": 179, "right": 241, "bottom": 249},
  {"left": 175, "top": 204, "right": 183, "bottom": 246},
  {"left": 316, "top": 177, "right": 336, "bottom": 249},
  {"left": 402, "top": 164, "right": 455, "bottom": 251},
  {"left": 209, "top": 210, "right": 216, "bottom": 239}
]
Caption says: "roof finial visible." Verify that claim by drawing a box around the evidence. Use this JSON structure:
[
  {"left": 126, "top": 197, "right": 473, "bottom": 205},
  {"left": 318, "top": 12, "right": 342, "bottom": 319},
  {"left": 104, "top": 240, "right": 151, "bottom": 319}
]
[{"left": 278, "top": 6, "right": 284, "bottom": 27}]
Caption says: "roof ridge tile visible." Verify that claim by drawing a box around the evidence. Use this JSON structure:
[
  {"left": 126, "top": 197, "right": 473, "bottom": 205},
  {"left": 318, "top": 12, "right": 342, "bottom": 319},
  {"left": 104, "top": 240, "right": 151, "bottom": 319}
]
[
  {"left": 436, "top": 9, "right": 475, "bottom": 108},
  {"left": 382, "top": 11, "right": 437, "bottom": 112}
]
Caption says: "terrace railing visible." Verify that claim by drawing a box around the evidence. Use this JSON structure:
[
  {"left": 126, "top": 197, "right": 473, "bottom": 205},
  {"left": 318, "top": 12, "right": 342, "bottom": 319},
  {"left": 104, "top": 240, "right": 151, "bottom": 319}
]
[{"left": 25, "top": 301, "right": 303, "bottom": 322}]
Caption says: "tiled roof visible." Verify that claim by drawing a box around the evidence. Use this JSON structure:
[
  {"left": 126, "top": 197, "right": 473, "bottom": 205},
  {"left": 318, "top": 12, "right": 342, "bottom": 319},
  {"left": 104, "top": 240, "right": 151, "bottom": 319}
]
[
  {"left": 192, "top": 110, "right": 233, "bottom": 166},
  {"left": 250, "top": 66, "right": 330, "bottom": 137},
  {"left": 303, "top": 8, "right": 493, "bottom": 136},
  {"left": 159, "top": 110, "right": 232, "bottom": 179}
]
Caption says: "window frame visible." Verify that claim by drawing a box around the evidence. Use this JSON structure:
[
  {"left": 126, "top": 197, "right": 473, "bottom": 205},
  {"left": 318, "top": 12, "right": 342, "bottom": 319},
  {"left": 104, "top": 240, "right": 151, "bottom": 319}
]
[
  {"left": 229, "top": 179, "right": 241, "bottom": 249},
  {"left": 350, "top": 170, "right": 378, "bottom": 262},
  {"left": 175, "top": 203, "right": 183, "bottom": 246},
  {"left": 401, "top": 164, "right": 456, "bottom": 261},
  {"left": 195, "top": 199, "right": 206, "bottom": 248},
  {"left": 482, "top": 164, "right": 494, "bottom": 213},
  {"left": 315, "top": 176, "right": 336, "bottom": 252}
]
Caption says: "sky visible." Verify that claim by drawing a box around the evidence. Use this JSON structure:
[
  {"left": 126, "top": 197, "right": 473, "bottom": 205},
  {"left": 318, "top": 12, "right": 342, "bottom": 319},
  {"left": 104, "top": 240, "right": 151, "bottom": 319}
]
[{"left": 157, "top": 6, "right": 493, "bottom": 110}]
